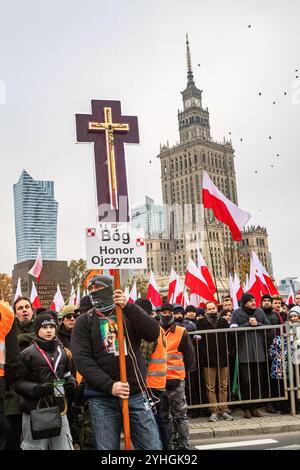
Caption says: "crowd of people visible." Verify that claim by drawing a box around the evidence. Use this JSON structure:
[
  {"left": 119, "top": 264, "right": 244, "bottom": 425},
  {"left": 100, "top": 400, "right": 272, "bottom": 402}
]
[{"left": 1, "top": 277, "right": 300, "bottom": 451}]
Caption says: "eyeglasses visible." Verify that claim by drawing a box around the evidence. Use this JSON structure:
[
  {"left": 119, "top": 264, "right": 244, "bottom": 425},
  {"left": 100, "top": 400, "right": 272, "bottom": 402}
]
[{"left": 64, "top": 313, "right": 79, "bottom": 320}]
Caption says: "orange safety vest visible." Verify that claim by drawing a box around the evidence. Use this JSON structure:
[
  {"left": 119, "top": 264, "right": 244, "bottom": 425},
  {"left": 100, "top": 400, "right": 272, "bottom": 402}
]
[
  {"left": 0, "top": 302, "right": 14, "bottom": 377},
  {"left": 146, "top": 327, "right": 167, "bottom": 390},
  {"left": 166, "top": 325, "right": 186, "bottom": 380}
]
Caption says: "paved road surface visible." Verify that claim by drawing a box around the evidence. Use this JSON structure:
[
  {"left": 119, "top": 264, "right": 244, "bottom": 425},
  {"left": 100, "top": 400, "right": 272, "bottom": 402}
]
[{"left": 192, "top": 431, "right": 300, "bottom": 450}]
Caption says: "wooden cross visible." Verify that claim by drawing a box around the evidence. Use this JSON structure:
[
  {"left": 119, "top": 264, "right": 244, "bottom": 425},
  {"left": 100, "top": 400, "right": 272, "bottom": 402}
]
[{"left": 76, "top": 100, "right": 139, "bottom": 222}]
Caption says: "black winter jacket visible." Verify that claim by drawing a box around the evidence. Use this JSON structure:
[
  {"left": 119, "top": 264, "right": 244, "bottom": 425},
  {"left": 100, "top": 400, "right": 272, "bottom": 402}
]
[
  {"left": 13, "top": 337, "right": 76, "bottom": 414},
  {"left": 196, "top": 316, "right": 231, "bottom": 367},
  {"left": 71, "top": 303, "right": 160, "bottom": 397}
]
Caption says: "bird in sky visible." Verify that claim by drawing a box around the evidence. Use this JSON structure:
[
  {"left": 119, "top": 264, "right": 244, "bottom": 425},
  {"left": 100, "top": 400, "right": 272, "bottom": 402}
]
[
  {"left": 248, "top": 25, "right": 251, "bottom": 28},
  {"left": 269, "top": 136, "right": 272, "bottom": 140},
  {"left": 258, "top": 92, "right": 262, "bottom": 96}
]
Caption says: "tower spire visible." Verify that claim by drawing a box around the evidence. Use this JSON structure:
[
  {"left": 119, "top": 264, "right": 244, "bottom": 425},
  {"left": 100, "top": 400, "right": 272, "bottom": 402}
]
[{"left": 186, "top": 33, "right": 194, "bottom": 85}]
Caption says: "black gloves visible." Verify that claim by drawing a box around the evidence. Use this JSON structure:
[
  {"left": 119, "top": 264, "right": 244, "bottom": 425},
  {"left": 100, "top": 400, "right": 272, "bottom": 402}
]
[
  {"left": 63, "top": 379, "right": 76, "bottom": 395},
  {"left": 35, "top": 382, "right": 54, "bottom": 398}
]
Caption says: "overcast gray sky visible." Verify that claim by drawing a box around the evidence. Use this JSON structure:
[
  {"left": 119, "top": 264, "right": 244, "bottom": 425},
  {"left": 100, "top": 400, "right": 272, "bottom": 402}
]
[{"left": 0, "top": 0, "right": 299, "bottom": 281}]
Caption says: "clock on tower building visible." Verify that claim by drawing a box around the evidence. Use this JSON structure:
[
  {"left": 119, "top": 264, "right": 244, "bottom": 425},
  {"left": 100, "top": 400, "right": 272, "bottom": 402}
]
[{"left": 178, "top": 35, "right": 211, "bottom": 143}]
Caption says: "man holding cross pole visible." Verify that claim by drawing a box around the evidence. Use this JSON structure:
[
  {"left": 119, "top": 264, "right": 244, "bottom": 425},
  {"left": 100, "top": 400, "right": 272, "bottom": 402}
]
[
  {"left": 71, "top": 275, "right": 162, "bottom": 450},
  {"left": 74, "top": 100, "right": 162, "bottom": 449}
]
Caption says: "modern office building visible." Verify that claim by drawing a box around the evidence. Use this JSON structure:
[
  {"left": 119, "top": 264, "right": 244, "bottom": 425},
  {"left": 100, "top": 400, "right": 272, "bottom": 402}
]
[
  {"left": 131, "top": 196, "right": 165, "bottom": 235},
  {"left": 14, "top": 170, "right": 58, "bottom": 262}
]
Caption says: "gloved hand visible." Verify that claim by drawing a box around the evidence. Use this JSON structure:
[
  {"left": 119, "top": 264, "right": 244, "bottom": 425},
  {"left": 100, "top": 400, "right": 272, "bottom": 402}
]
[
  {"left": 63, "top": 379, "right": 76, "bottom": 395},
  {"left": 35, "top": 382, "right": 54, "bottom": 398}
]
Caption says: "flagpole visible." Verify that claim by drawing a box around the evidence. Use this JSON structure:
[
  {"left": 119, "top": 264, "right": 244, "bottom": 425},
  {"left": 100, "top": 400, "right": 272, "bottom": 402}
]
[
  {"left": 114, "top": 269, "right": 131, "bottom": 450},
  {"left": 204, "top": 210, "right": 220, "bottom": 303}
]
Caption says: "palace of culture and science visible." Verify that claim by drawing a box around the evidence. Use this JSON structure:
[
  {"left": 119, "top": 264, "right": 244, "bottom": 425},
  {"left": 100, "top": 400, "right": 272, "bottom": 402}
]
[{"left": 131, "top": 36, "right": 273, "bottom": 291}]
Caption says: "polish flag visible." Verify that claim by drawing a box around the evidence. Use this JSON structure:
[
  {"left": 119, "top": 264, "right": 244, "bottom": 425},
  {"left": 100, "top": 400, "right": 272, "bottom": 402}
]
[
  {"left": 30, "top": 282, "right": 41, "bottom": 309},
  {"left": 202, "top": 171, "right": 251, "bottom": 241},
  {"left": 76, "top": 286, "right": 81, "bottom": 306},
  {"left": 251, "top": 251, "right": 279, "bottom": 296},
  {"left": 168, "top": 268, "right": 177, "bottom": 303},
  {"left": 189, "top": 293, "right": 200, "bottom": 308},
  {"left": 287, "top": 284, "right": 295, "bottom": 305},
  {"left": 14, "top": 277, "right": 22, "bottom": 302},
  {"left": 196, "top": 244, "right": 216, "bottom": 295},
  {"left": 248, "top": 252, "right": 269, "bottom": 304},
  {"left": 69, "top": 288, "right": 77, "bottom": 306},
  {"left": 124, "top": 286, "right": 130, "bottom": 300},
  {"left": 50, "top": 284, "right": 65, "bottom": 312},
  {"left": 230, "top": 273, "right": 243, "bottom": 310},
  {"left": 147, "top": 271, "right": 162, "bottom": 307},
  {"left": 28, "top": 247, "right": 43, "bottom": 282},
  {"left": 244, "top": 273, "right": 250, "bottom": 292},
  {"left": 128, "top": 281, "right": 137, "bottom": 303},
  {"left": 185, "top": 258, "right": 216, "bottom": 302},
  {"left": 182, "top": 291, "right": 190, "bottom": 309}
]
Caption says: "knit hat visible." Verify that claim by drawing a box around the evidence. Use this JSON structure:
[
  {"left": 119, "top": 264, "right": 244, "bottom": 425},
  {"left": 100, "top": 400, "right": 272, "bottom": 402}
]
[
  {"left": 160, "top": 303, "right": 174, "bottom": 312},
  {"left": 35, "top": 312, "right": 56, "bottom": 333},
  {"left": 59, "top": 304, "right": 77, "bottom": 319},
  {"left": 135, "top": 298, "right": 153, "bottom": 316},
  {"left": 173, "top": 304, "right": 184, "bottom": 314},
  {"left": 289, "top": 306, "right": 300, "bottom": 317},
  {"left": 261, "top": 294, "right": 272, "bottom": 303},
  {"left": 185, "top": 305, "right": 197, "bottom": 314},
  {"left": 87, "top": 275, "right": 113, "bottom": 289},
  {"left": 241, "top": 292, "right": 255, "bottom": 307}
]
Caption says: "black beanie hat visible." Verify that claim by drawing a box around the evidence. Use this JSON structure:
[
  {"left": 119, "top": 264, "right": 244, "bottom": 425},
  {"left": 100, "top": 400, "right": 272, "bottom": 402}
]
[
  {"left": 35, "top": 312, "right": 56, "bottom": 334},
  {"left": 261, "top": 294, "right": 272, "bottom": 303},
  {"left": 135, "top": 298, "right": 153, "bottom": 316},
  {"left": 160, "top": 303, "right": 174, "bottom": 312},
  {"left": 241, "top": 292, "right": 255, "bottom": 307}
]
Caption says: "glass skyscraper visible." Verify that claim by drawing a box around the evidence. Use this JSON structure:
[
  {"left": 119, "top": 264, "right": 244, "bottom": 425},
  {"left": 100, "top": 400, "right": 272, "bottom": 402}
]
[
  {"left": 14, "top": 170, "right": 58, "bottom": 262},
  {"left": 131, "top": 196, "right": 165, "bottom": 235}
]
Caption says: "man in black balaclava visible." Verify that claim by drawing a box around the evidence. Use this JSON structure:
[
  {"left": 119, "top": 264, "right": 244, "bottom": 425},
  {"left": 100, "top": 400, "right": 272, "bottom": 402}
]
[
  {"left": 71, "top": 275, "right": 162, "bottom": 451},
  {"left": 159, "top": 303, "right": 194, "bottom": 450},
  {"left": 230, "top": 293, "right": 270, "bottom": 419}
]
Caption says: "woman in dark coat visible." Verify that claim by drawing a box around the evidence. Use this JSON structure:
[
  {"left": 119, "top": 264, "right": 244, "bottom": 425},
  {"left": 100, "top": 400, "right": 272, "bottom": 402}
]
[{"left": 14, "top": 312, "right": 76, "bottom": 450}]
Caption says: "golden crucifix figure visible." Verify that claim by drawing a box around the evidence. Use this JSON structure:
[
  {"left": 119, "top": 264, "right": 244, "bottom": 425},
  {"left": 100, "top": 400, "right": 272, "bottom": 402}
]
[{"left": 88, "top": 107, "right": 129, "bottom": 210}]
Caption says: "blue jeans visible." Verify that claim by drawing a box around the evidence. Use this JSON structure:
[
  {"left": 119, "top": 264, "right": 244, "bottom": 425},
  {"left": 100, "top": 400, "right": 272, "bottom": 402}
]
[{"left": 89, "top": 393, "right": 162, "bottom": 450}]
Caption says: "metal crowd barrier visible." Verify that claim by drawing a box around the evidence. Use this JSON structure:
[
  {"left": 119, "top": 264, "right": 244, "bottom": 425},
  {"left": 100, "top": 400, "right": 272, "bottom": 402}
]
[{"left": 186, "top": 324, "right": 292, "bottom": 412}]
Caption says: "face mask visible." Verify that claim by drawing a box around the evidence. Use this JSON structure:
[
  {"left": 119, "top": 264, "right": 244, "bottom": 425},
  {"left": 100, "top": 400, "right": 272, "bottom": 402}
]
[
  {"left": 90, "top": 287, "right": 114, "bottom": 313},
  {"left": 160, "top": 314, "right": 174, "bottom": 327},
  {"left": 176, "top": 315, "right": 183, "bottom": 323}
]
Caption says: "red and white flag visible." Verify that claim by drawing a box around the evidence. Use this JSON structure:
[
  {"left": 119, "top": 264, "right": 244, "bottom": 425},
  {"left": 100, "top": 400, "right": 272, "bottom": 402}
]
[
  {"left": 248, "top": 252, "right": 269, "bottom": 304},
  {"left": 182, "top": 291, "right": 190, "bottom": 309},
  {"left": 28, "top": 247, "right": 43, "bottom": 282},
  {"left": 287, "top": 284, "right": 295, "bottom": 305},
  {"left": 251, "top": 251, "right": 279, "bottom": 297},
  {"left": 50, "top": 284, "right": 65, "bottom": 312},
  {"left": 69, "top": 287, "right": 77, "bottom": 306},
  {"left": 196, "top": 244, "right": 216, "bottom": 295},
  {"left": 168, "top": 268, "right": 184, "bottom": 304},
  {"left": 185, "top": 258, "right": 216, "bottom": 302},
  {"left": 14, "top": 277, "right": 22, "bottom": 302},
  {"left": 189, "top": 293, "right": 201, "bottom": 308},
  {"left": 30, "top": 282, "right": 41, "bottom": 309},
  {"left": 229, "top": 273, "right": 243, "bottom": 310},
  {"left": 124, "top": 286, "right": 129, "bottom": 300},
  {"left": 202, "top": 171, "right": 251, "bottom": 241},
  {"left": 128, "top": 281, "right": 138, "bottom": 303},
  {"left": 168, "top": 268, "right": 177, "bottom": 303},
  {"left": 147, "top": 271, "right": 162, "bottom": 307},
  {"left": 76, "top": 286, "right": 81, "bottom": 306}
]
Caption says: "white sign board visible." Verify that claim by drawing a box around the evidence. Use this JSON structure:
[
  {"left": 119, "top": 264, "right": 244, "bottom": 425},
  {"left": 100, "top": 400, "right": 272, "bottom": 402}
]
[{"left": 86, "top": 224, "right": 147, "bottom": 270}]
